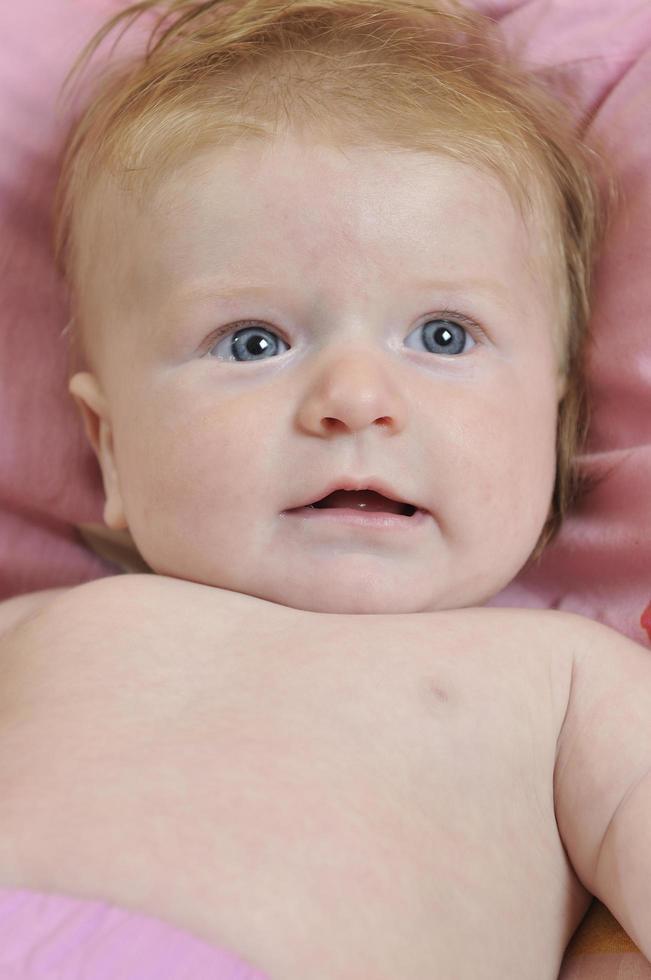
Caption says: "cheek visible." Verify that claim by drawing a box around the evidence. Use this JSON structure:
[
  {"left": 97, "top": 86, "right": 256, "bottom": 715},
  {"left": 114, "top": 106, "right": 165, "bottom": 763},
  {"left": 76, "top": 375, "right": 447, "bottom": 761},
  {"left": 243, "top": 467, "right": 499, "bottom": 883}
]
[
  {"left": 476, "top": 377, "right": 558, "bottom": 525},
  {"left": 419, "top": 373, "right": 557, "bottom": 517},
  {"left": 113, "top": 392, "right": 264, "bottom": 525}
]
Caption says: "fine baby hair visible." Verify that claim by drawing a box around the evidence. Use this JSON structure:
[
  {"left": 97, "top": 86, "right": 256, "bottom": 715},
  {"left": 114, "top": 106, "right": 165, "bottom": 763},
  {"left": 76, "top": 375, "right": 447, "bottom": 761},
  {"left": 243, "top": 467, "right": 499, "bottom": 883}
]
[{"left": 53, "top": 0, "right": 612, "bottom": 565}]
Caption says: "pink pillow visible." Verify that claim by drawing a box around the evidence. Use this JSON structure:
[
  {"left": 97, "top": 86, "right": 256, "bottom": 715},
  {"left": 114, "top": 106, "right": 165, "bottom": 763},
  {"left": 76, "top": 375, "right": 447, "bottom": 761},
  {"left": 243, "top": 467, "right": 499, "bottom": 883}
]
[
  {"left": 0, "top": 0, "right": 161, "bottom": 596},
  {"left": 0, "top": 1, "right": 128, "bottom": 597},
  {"left": 1, "top": 0, "right": 649, "bottom": 646},
  {"left": 479, "top": 0, "right": 651, "bottom": 645}
]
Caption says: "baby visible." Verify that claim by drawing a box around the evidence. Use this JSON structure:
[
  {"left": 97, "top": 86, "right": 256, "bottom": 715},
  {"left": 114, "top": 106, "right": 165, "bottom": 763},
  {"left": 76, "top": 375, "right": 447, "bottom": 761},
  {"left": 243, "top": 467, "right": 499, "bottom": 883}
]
[{"left": 0, "top": 0, "right": 650, "bottom": 977}]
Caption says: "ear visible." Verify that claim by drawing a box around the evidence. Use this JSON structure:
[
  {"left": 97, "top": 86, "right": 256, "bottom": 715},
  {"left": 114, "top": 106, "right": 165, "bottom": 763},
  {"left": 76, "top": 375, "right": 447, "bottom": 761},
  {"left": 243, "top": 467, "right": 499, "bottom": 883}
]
[{"left": 68, "top": 372, "right": 128, "bottom": 531}]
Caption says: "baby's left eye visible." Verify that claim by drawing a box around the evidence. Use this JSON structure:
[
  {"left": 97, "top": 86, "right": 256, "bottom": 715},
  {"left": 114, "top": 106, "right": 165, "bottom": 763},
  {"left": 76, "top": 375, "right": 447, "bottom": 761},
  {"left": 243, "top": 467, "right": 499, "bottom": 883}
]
[
  {"left": 409, "top": 318, "right": 476, "bottom": 357},
  {"left": 205, "top": 315, "right": 477, "bottom": 362}
]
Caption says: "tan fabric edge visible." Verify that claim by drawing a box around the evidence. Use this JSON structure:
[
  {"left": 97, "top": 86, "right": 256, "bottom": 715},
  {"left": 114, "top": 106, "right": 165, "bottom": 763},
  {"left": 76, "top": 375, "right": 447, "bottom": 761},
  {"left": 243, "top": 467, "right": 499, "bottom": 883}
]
[
  {"left": 563, "top": 900, "right": 639, "bottom": 959},
  {"left": 76, "top": 523, "right": 154, "bottom": 575}
]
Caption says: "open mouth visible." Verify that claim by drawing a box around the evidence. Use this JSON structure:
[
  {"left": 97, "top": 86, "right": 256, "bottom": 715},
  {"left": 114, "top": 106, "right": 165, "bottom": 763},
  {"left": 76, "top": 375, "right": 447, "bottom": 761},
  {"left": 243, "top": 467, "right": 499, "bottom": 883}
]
[{"left": 306, "top": 489, "right": 418, "bottom": 516}]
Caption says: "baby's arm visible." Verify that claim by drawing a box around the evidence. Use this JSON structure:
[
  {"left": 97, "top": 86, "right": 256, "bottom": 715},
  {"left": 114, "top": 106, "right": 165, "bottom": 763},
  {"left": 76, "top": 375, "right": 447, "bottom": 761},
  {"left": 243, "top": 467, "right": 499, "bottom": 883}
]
[{"left": 554, "top": 612, "right": 651, "bottom": 959}]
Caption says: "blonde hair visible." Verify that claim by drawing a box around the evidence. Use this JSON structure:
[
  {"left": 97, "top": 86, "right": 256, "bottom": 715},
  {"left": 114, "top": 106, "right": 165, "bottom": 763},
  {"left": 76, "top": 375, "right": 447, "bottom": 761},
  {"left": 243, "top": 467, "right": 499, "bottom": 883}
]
[{"left": 53, "top": 0, "right": 614, "bottom": 564}]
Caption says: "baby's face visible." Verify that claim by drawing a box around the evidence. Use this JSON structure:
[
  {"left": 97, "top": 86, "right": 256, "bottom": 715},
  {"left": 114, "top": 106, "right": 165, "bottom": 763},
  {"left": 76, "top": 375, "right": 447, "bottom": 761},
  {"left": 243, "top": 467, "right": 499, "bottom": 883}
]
[{"left": 71, "top": 135, "right": 565, "bottom": 614}]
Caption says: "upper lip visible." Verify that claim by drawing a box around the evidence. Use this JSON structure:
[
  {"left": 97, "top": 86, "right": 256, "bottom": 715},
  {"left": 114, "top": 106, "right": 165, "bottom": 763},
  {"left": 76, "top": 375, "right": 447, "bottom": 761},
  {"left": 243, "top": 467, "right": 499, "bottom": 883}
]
[{"left": 285, "top": 477, "right": 426, "bottom": 513}]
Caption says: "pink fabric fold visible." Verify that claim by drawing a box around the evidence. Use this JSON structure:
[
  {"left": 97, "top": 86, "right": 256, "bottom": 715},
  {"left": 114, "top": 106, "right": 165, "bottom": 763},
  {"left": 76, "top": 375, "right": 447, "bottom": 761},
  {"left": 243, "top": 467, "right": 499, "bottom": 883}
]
[
  {"left": 480, "top": 0, "right": 651, "bottom": 645},
  {"left": 0, "top": 887, "right": 270, "bottom": 980}
]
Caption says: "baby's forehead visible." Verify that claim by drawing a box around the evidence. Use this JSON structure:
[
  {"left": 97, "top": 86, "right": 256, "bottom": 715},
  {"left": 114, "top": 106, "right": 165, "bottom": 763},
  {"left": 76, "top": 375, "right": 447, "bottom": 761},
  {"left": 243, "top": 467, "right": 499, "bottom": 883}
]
[
  {"left": 123, "top": 143, "right": 546, "bottom": 268},
  {"left": 76, "top": 139, "right": 561, "bottom": 349},
  {"left": 151, "top": 138, "right": 539, "bottom": 231}
]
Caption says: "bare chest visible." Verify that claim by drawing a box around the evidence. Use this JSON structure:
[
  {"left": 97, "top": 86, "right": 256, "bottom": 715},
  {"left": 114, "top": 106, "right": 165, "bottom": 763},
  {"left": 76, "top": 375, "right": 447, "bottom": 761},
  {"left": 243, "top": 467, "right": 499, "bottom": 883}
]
[{"left": 0, "top": 588, "right": 589, "bottom": 978}]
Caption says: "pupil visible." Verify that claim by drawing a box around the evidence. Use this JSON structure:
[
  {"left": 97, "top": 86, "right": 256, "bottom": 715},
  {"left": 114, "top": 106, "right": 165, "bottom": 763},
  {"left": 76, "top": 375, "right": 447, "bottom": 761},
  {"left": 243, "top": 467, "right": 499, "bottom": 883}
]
[
  {"left": 423, "top": 319, "right": 465, "bottom": 355},
  {"left": 246, "top": 335, "right": 270, "bottom": 355}
]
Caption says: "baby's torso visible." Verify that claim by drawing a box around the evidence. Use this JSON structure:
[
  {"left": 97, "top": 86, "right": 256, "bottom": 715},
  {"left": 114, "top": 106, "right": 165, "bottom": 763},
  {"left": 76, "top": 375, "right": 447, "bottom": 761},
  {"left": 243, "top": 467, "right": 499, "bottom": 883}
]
[{"left": 0, "top": 577, "right": 591, "bottom": 979}]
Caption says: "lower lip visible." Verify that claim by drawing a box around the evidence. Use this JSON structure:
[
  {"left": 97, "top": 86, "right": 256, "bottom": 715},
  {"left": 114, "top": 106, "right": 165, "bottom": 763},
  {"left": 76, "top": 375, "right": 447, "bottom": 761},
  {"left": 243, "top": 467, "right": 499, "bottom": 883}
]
[{"left": 283, "top": 506, "right": 430, "bottom": 529}]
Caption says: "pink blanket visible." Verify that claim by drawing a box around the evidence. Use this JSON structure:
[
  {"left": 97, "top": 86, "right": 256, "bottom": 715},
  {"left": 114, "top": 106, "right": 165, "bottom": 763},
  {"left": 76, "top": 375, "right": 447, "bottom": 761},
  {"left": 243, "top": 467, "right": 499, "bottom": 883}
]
[{"left": 0, "top": 887, "right": 269, "bottom": 979}]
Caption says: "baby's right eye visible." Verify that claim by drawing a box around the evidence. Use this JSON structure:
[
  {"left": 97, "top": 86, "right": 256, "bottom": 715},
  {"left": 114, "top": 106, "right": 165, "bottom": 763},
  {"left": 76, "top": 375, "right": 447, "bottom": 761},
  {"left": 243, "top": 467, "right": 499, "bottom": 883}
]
[{"left": 206, "top": 322, "right": 289, "bottom": 362}]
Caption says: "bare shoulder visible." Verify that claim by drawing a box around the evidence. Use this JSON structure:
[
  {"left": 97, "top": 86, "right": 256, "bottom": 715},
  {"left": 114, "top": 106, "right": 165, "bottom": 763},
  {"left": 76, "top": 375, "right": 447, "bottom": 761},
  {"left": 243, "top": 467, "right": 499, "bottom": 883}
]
[
  {"left": 483, "top": 606, "right": 649, "bottom": 715},
  {"left": 0, "top": 572, "right": 300, "bottom": 685},
  {"left": 27, "top": 572, "right": 291, "bottom": 632},
  {"left": 551, "top": 609, "right": 651, "bottom": 893},
  {"left": 0, "top": 575, "right": 153, "bottom": 644},
  {"left": 536, "top": 607, "right": 651, "bottom": 751},
  {"left": 0, "top": 574, "right": 161, "bottom": 656},
  {"left": 0, "top": 586, "right": 71, "bottom": 640},
  {"left": 553, "top": 608, "right": 651, "bottom": 709}
]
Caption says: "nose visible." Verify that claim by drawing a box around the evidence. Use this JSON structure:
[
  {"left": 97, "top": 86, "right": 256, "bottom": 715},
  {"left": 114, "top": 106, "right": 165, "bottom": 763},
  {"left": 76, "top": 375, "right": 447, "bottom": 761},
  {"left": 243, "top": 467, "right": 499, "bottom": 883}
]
[{"left": 295, "top": 346, "right": 408, "bottom": 437}]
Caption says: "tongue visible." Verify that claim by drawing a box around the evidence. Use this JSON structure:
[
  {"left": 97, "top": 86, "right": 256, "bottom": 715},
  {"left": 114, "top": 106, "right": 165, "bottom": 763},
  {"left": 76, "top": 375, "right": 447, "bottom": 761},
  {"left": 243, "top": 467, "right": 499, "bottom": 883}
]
[{"left": 317, "top": 490, "right": 403, "bottom": 514}]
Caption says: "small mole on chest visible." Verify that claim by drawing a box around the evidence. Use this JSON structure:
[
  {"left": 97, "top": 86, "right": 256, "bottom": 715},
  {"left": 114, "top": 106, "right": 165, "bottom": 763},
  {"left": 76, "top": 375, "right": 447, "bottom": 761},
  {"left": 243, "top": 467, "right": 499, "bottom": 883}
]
[{"left": 423, "top": 677, "right": 450, "bottom": 705}]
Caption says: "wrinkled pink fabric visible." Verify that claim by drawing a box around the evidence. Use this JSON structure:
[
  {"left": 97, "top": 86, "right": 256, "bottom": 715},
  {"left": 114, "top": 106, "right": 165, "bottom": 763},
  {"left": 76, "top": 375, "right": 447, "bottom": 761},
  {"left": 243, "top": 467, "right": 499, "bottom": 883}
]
[
  {"left": 1, "top": 0, "right": 128, "bottom": 597},
  {"left": 643, "top": 600, "right": 651, "bottom": 640},
  {"left": 0, "top": 887, "right": 270, "bottom": 979},
  {"left": 0, "top": 0, "right": 649, "bottom": 643},
  {"left": 477, "top": 0, "right": 651, "bottom": 647}
]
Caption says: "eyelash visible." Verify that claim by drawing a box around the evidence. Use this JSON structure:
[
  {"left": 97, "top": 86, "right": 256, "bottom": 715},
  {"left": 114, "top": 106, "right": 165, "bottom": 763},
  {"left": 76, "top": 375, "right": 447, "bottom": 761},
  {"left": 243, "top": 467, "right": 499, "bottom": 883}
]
[{"left": 203, "top": 309, "right": 488, "bottom": 355}]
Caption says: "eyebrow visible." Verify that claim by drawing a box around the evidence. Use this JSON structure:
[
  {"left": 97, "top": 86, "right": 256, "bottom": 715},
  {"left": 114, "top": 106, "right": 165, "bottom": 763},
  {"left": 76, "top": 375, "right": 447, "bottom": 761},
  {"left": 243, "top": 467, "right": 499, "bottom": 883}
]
[
  {"left": 175, "top": 277, "right": 510, "bottom": 304},
  {"left": 412, "top": 278, "right": 509, "bottom": 302}
]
